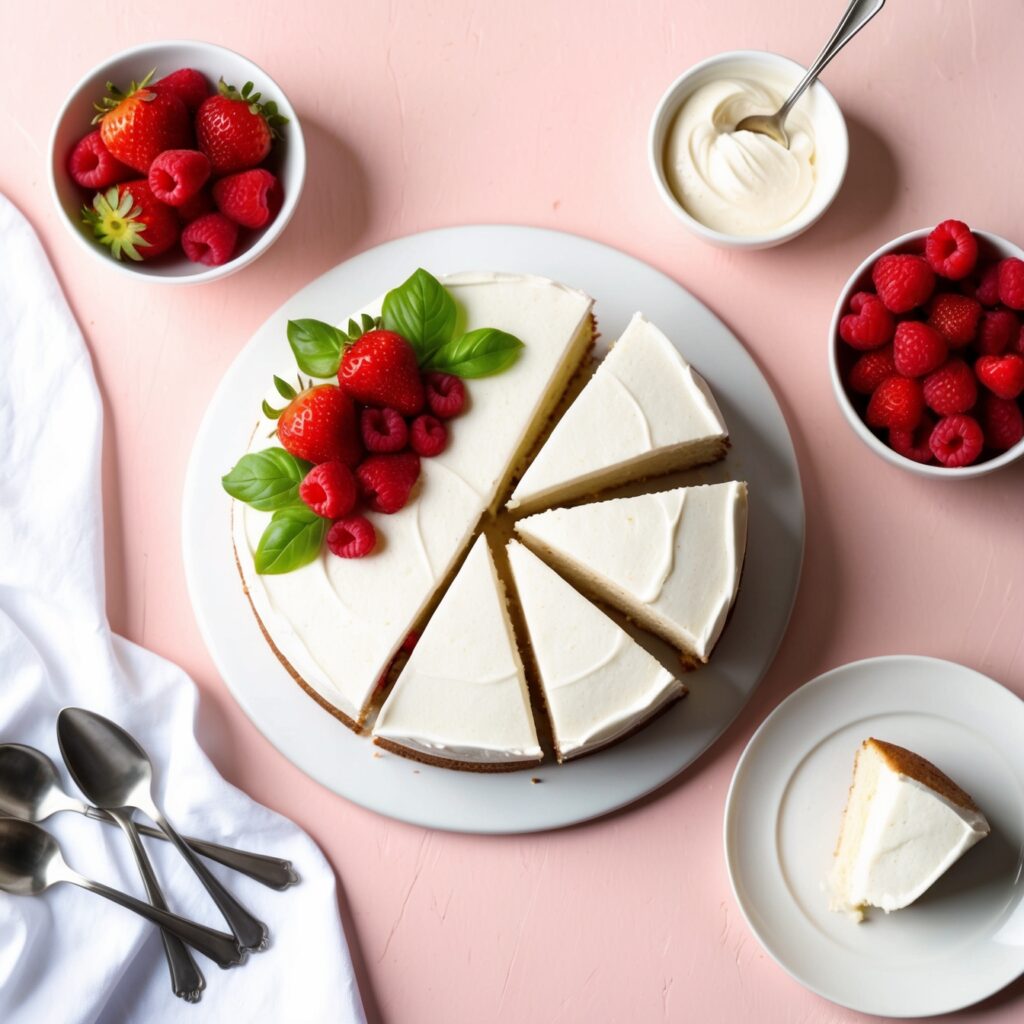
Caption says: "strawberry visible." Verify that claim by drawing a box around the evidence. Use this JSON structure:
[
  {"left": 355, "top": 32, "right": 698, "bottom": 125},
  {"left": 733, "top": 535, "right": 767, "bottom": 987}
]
[
  {"left": 81, "top": 181, "right": 179, "bottom": 261},
  {"left": 866, "top": 376, "right": 924, "bottom": 431},
  {"left": 338, "top": 329, "right": 425, "bottom": 415},
  {"left": 975, "top": 354, "right": 1024, "bottom": 400},
  {"left": 93, "top": 71, "right": 192, "bottom": 173},
  {"left": 267, "top": 381, "right": 362, "bottom": 466},
  {"left": 195, "top": 80, "right": 288, "bottom": 175},
  {"left": 152, "top": 68, "right": 211, "bottom": 111}
]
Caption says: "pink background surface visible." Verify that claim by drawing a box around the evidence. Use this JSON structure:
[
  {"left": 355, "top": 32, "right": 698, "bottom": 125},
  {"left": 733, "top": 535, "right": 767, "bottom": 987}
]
[{"left": 4, "top": 2, "right": 1024, "bottom": 1021}]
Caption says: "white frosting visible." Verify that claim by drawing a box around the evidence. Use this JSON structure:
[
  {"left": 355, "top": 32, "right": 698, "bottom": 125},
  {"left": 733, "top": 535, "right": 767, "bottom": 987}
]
[
  {"left": 507, "top": 541, "right": 683, "bottom": 760},
  {"left": 233, "top": 273, "right": 594, "bottom": 723},
  {"left": 509, "top": 312, "right": 728, "bottom": 511},
  {"left": 372, "top": 537, "right": 540, "bottom": 765},
  {"left": 515, "top": 482, "right": 747, "bottom": 661},
  {"left": 664, "top": 75, "right": 817, "bottom": 236}
]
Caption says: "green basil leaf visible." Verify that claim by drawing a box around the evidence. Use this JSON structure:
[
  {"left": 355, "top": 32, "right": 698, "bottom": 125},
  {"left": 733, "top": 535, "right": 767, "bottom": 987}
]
[
  {"left": 381, "top": 268, "right": 457, "bottom": 362},
  {"left": 254, "top": 506, "right": 327, "bottom": 575},
  {"left": 425, "top": 327, "right": 524, "bottom": 378},
  {"left": 287, "top": 319, "right": 347, "bottom": 378},
  {"left": 221, "top": 448, "right": 311, "bottom": 512}
]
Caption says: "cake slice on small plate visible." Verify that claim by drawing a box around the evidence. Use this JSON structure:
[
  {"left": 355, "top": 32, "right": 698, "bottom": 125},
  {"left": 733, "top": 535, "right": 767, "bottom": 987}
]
[
  {"left": 508, "top": 312, "right": 728, "bottom": 514},
  {"left": 829, "top": 738, "right": 990, "bottom": 921},
  {"left": 507, "top": 540, "right": 685, "bottom": 761},
  {"left": 515, "top": 481, "right": 747, "bottom": 665},
  {"left": 372, "top": 536, "right": 541, "bottom": 772}
]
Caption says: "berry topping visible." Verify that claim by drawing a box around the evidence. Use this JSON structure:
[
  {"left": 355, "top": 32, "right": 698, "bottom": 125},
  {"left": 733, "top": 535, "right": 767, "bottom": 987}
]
[
  {"left": 975, "top": 353, "right": 1024, "bottom": 400},
  {"left": 871, "top": 253, "right": 935, "bottom": 313},
  {"left": 327, "top": 515, "right": 376, "bottom": 559},
  {"left": 181, "top": 212, "right": 238, "bottom": 266},
  {"left": 424, "top": 372, "right": 468, "bottom": 418},
  {"left": 848, "top": 346, "right": 896, "bottom": 395},
  {"left": 338, "top": 329, "right": 425, "bottom": 416},
  {"left": 924, "top": 220, "right": 978, "bottom": 280},
  {"left": 997, "top": 257, "right": 1024, "bottom": 310},
  {"left": 976, "top": 309, "right": 1019, "bottom": 356},
  {"left": 889, "top": 414, "right": 936, "bottom": 464},
  {"left": 926, "top": 292, "right": 981, "bottom": 346},
  {"left": 410, "top": 414, "right": 448, "bottom": 457},
  {"left": 213, "top": 168, "right": 283, "bottom": 229},
  {"left": 152, "top": 68, "right": 211, "bottom": 111},
  {"left": 67, "top": 130, "right": 131, "bottom": 190},
  {"left": 356, "top": 452, "right": 421, "bottom": 514},
  {"left": 922, "top": 359, "right": 977, "bottom": 415},
  {"left": 195, "top": 79, "right": 287, "bottom": 175},
  {"left": 839, "top": 292, "right": 895, "bottom": 350},
  {"left": 147, "top": 148, "right": 211, "bottom": 206},
  {"left": 270, "top": 383, "right": 362, "bottom": 466},
  {"left": 980, "top": 395, "right": 1024, "bottom": 451},
  {"left": 360, "top": 407, "right": 409, "bottom": 453},
  {"left": 866, "top": 376, "right": 924, "bottom": 432},
  {"left": 929, "top": 414, "right": 984, "bottom": 467},
  {"left": 81, "top": 181, "right": 179, "bottom": 262},
  {"left": 893, "top": 321, "right": 948, "bottom": 377},
  {"left": 975, "top": 263, "right": 1002, "bottom": 306},
  {"left": 299, "top": 461, "right": 358, "bottom": 519}
]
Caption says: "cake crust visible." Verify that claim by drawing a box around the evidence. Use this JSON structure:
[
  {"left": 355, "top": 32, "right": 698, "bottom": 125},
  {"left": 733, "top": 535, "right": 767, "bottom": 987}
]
[
  {"left": 865, "top": 738, "right": 981, "bottom": 811},
  {"left": 372, "top": 736, "right": 541, "bottom": 773}
]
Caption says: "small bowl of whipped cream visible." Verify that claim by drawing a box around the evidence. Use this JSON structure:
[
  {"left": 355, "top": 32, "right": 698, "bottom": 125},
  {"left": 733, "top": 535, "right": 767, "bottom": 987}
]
[{"left": 649, "top": 50, "right": 848, "bottom": 249}]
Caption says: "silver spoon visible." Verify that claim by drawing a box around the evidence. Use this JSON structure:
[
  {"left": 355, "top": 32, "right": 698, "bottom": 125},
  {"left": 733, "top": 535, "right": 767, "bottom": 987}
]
[
  {"left": 0, "top": 743, "right": 297, "bottom": 890},
  {"left": 56, "top": 709, "right": 269, "bottom": 952},
  {"left": 734, "top": 0, "right": 885, "bottom": 148},
  {"left": 0, "top": 817, "right": 244, "bottom": 968}
]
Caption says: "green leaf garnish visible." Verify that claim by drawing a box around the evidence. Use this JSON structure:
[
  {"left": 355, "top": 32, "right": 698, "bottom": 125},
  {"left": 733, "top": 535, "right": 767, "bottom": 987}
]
[
  {"left": 286, "top": 319, "right": 348, "bottom": 378},
  {"left": 253, "top": 506, "right": 327, "bottom": 575},
  {"left": 381, "top": 268, "right": 457, "bottom": 363},
  {"left": 221, "top": 447, "right": 311, "bottom": 511},
  {"left": 425, "top": 327, "right": 524, "bottom": 378}
]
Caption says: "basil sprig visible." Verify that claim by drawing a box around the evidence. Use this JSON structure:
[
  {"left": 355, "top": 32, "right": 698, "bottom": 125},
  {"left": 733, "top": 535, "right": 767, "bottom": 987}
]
[
  {"left": 253, "top": 506, "right": 327, "bottom": 575},
  {"left": 221, "top": 447, "right": 311, "bottom": 512},
  {"left": 382, "top": 268, "right": 457, "bottom": 364},
  {"left": 424, "top": 327, "right": 524, "bottom": 378},
  {"left": 286, "top": 319, "right": 348, "bottom": 378}
]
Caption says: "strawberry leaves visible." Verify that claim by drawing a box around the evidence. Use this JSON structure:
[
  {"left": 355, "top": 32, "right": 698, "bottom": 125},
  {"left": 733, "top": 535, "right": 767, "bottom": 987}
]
[
  {"left": 221, "top": 447, "right": 311, "bottom": 511},
  {"left": 424, "top": 327, "right": 524, "bottom": 378},
  {"left": 253, "top": 506, "right": 327, "bottom": 574},
  {"left": 382, "top": 269, "right": 457, "bottom": 364}
]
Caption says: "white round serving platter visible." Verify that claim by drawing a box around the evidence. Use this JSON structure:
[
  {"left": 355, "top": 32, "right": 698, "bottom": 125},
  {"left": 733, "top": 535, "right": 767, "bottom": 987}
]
[
  {"left": 183, "top": 225, "right": 804, "bottom": 834},
  {"left": 724, "top": 655, "right": 1024, "bottom": 1017}
]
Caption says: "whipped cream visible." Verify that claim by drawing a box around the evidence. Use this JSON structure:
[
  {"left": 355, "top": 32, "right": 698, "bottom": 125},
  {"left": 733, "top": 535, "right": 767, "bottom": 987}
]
[{"left": 664, "top": 75, "right": 818, "bottom": 236}]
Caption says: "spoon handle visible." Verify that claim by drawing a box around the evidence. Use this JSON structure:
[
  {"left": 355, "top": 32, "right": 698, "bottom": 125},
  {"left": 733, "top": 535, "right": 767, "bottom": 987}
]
[
  {"left": 779, "top": 0, "right": 885, "bottom": 121},
  {"left": 83, "top": 805, "right": 299, "bottom": 889},
  {"left": 66, "top": 872, "right": 245, "bottom": 969},
  {"left": 109, "top": 809, "right": 206, "bottom": 1003},
  {"left": 150, "top": 808, "right": 270, "bottom": 952}
]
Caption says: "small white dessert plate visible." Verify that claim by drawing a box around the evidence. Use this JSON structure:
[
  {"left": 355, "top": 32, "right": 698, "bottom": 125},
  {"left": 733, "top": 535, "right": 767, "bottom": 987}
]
[
  {"left": 183, "top": 225, "right": 804, "bottom": 833},
  {"left": 724, "top": 655, "right": 1024, "bottom": 1017}
]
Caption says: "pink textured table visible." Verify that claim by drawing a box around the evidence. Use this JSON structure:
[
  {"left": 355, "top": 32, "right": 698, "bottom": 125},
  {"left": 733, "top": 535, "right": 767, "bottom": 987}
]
[{"left": 5, "top": 3, "right": 1024, "bottom": 1021}]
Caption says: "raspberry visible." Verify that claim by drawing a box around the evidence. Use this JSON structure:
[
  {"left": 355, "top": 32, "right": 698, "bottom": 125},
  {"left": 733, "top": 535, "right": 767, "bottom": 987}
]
[
  {"left": 976, "top": 310, "right": 1019, "bottom": 356},
  {"left": 924, "top": 220, "right": 978, "bottom": 280},
  {"left": 176, "top": 188, "right": 214, "bottom": 222},
  {"left": 997, "top": 258, "right": 1024, "bottom": 310},
  {"left": 356, "top": 452, "right": 421, "bottom": 514},
  {"left": 889, "top": 413, "right": 936, "bottom": 464},
  {"left": 424, "top": 372, "right": 467, "bottom": 418},
  {"left": 67, "top": 130, "right": 131, "bottom": 189},
  {"left": 148, "top": 149, "right": 211, "bottom": 206},
  {"left": 838, "top": 292, "right": 894, "bottom": 350},
  {"left": 299, "top": 461, "right": 358, "bottom": 519},
  {"left": 975, "top": 263, "right": 1002, "bottom": 306},
  {"left": 1015, "top": 325, "right": 1024, "bottom": 356},
  {"left": 410, "top": 414, "right": 448, "bottom": 456},
  {"left": 153, "top": 68, "right": 211, "bottom": 111},
  {"left": 327, "top": 515, "right": 376, "bottom": 558},
  {"left": 980, "top": 395, "right": 1024, "bottom": 451},
  {"left": 926, "top": 292, "right": 981, "bottom": 347},
  {"left": 975, "top": 354, "right": 1024, "bottom": 400},
  {"left": 848, "top": 346, "right": 896, "bottom": 395},
  {"left": 872, "top": 253, "right": 935, "bottom": 313},
  {"left": 929, "top": 414, "right": 984, "bottom": 467},
  {"left": 360, "top": 407, "right": 408, "bottom": 453},
  {"left": 922, "top": 359, "right": 977, "bottom": 415},
  {"left": 181, "top": 212, "right": 238, "bottom": 266},
  {"left": 866, "top": 376, "right": 924, "bottom": 431},
  {"left": 213, "top": 168, "right": 283, "bottom": 229},
  {"left": 893, "top": 322, "right": 947, "bottom": 377}
]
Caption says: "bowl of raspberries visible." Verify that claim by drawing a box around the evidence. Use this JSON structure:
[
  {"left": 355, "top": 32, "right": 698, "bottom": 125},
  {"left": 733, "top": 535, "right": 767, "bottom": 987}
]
[
  {"left": 830, "top": 219, "right": 1024, "bottom": 476},
  {"left": 49, "top": 40, "right": 305, "bottom": 283}
]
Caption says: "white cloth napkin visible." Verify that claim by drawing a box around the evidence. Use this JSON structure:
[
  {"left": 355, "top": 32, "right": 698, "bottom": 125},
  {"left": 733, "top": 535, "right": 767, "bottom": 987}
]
[{"left": 0, "top": 196, "right": 365, "bottom": 1024}]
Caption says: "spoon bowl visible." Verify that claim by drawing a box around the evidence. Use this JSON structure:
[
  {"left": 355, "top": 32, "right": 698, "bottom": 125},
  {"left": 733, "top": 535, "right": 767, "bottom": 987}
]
[
  {"left": 0, "top": 744, "right": 84, "bottom": 822},
  {"left": 0, "top": 817, "right": 64, "bottom": 896}
]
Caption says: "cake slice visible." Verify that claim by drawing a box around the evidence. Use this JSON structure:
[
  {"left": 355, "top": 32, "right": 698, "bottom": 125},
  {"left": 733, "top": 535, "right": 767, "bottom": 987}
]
[
  {"left": 507, "top": 540, "right": 685, "bottom": 761},
  {"left": 515, "top": 482, "right": 747, "bottom": 664},
  {"left": 372, "top": 536, "right": 541, "bottom": 771},
  {"left": 830, "top": 738, "right": 990, "bottom": 921},
  {"left": 508, "top": 312, "right": 728, "bottom": 514}
]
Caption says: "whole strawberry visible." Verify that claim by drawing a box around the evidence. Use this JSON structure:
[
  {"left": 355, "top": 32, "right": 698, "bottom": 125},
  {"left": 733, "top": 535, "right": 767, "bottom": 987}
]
[
  {"left": 81, "top": 180, "right": 179, "bottom": 261},
  {"left": 93, "top": 71, "right": 192, "bottom": 173},
  {"left": 152, "top": 68, "right": 211, "bottom": 111},
  {"left": 339, "top": 329, "right": 425, "bottom": 415},
  {"left": 268, "top": 382, "right": 362, "bottom": 466},
  {"left": 196, "top": 80, "right": 287, "bottom": 175}
]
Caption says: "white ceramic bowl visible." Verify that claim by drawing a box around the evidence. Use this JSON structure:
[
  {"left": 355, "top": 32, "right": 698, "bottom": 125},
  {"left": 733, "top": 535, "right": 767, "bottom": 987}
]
[
  {"left": 829, "top": 227, "right": 1024, "bottom": 478},
  {"left": 48, "top": 39, "right": 306, "bottom": 284},
  {"left": 648, "top": 50, "right": 848, "bottom": 250}
]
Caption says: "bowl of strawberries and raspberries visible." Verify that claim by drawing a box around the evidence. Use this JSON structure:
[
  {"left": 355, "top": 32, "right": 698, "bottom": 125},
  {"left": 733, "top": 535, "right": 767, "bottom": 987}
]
[
  {"left": 48, "top": 40, "right": 305, "bottom": 283},
  {"left": 830, "top": 219, "right": 1024, "bottom": 476}
]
